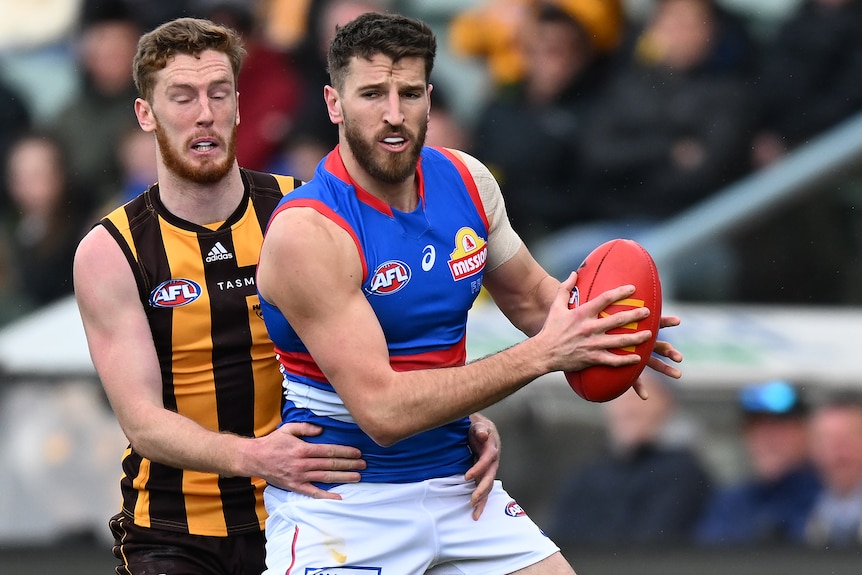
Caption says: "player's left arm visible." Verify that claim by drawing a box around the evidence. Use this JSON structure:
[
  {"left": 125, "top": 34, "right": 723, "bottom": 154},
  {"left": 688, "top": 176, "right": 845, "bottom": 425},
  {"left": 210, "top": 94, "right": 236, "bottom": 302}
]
[
  {"left": 447, "top": 149, "right": 559, "bottom": 336},
  {"left": 455, "top": 149, "right": 683, "bottom": 391}
]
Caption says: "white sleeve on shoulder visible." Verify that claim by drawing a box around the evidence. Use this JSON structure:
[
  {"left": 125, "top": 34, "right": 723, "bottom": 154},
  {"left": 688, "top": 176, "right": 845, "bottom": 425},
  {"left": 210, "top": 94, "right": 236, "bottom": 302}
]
[{"left": 447, "top": 149, "right": 523, "bottom": 272}]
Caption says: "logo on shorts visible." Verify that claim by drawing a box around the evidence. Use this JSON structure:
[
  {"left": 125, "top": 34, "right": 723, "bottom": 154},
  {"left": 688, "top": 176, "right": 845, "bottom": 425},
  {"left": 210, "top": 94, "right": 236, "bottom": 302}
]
[
  {"left": 505, "top": 500, "right": 526, "bottom": 517},
  {"left": 304, "top": 568, "right": 382, "bottom": 574}
]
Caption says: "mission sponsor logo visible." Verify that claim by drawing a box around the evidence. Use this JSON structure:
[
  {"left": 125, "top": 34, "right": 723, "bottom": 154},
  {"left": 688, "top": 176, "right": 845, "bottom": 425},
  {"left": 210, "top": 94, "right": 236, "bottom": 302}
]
[
  {"left": 149, "top": 278, "right": 202, "bottom": 308},
  {"left": 448, "top": 227, "right": 487, "bottom": 281},
  {"left": 367, "top": 260, "right": 411, "bottom": 295}
]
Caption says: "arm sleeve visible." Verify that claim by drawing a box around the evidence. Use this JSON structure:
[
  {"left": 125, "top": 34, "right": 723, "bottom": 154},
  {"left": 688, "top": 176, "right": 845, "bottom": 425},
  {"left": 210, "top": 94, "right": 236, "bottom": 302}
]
[{"left": 448, "top": 149, "right": 523, "bottom": 272}]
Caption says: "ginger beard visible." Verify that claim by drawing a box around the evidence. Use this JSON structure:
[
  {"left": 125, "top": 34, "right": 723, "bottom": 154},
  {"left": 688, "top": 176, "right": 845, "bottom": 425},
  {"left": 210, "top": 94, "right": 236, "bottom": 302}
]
[
  {"left": 155, "top": 118, "right": 237, "bottom": 185},
  {"left": 344, "top": 112, "right": 427, "bottom": 185}
]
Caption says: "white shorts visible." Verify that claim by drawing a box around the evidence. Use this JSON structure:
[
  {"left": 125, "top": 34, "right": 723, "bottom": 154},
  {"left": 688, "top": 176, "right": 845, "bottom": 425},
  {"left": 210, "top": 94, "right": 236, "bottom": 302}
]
[{"left": 263, "top": 475, "right": 560, "bottom": 575}]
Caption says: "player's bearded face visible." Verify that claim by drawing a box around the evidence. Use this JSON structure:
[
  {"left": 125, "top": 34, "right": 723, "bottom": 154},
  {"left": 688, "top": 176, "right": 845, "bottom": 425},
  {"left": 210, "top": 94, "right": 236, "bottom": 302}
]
[
  {"left": 344, "top": 112, "right": 427, "bottom": 184},
  {"left": 155, "top": 116, "right": 237, "bottom": 184}
]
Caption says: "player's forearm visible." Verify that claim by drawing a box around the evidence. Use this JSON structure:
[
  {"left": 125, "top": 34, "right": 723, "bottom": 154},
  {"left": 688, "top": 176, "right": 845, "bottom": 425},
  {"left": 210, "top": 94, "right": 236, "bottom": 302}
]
[
  {"left": 121, "top": 407, "right": 251, "bottom": 478},
  {"left": 349, "top": 335, "right": 551, "bottom": 446}
]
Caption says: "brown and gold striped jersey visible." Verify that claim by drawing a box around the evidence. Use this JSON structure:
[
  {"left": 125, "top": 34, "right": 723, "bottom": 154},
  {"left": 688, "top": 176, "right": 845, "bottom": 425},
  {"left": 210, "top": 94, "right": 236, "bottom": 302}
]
[{"left": 100, "top": 169, "right": 300, "bottom": 536}]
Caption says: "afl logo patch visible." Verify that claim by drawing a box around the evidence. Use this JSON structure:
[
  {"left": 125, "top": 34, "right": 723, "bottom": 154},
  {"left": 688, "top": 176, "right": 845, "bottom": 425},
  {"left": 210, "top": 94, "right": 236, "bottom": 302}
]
[
  {"left": 505, "top": 500, "right": 526, "bottom": 517},
  {"left": 368, "top": 260, "right": 411, "bottom": 296},
  {"left": 149, "top": 279, "right": 202, "bottom": 308}
]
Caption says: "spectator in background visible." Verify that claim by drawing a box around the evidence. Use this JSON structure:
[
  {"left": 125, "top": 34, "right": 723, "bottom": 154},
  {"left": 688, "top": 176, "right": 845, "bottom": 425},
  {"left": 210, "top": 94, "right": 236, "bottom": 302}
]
[
  {"left": 729, "top": 0, "right": 862, "bottom": 305},
  {"left": 124, "top": 0, "right": 195, "bottom": 32},
  {"left": 548, "top": 372, "right": 711, "bottom": 547},
  {"left": 0, "top": 76, "right": 32, "bottom": 212},
  {"left": 694, "top": 380, "right": 820, "bottom": 545},
  {"left": 115, "top": 125, "right": 157, "bottom": 204},
  {"left": 49, "top": 0, "right": 142, "bottom": 215},
  {"left": 277, "top": 0, "right": 386, "bottom": 182},
  {"left": 424, "top": 82, "right": 472, "bottom": 152},
  {"left": 534, "top": 0, "right": 754, "bottom": 300},
  {"left": 806, "top": 392, "right": 862, "bottom": 548},
  {"left": 257, "top": 0, "right": 317, "bottom": 52},
  {"left": 471, "top": 0, "right": 625, "bottom": 245},
  {"left": 197, "top": 0, "right": 305, "bottom": 172},
  {"left": 749, "top": 0, "right": 862, "bottom": 170},
  {"left": 448, "top": 0, "right": 624, "bottom": 89},
  {"left": 577, "top": 0, "right": 753, "bottom": 222},
  {"left": 448, "top": 0, "right": 535, "bottom": 88},
  {"left": 2, "top": 131, "right": 88, "bottom": 318},
  {"left": 0, "top": 232, "right": 17, "bottom": 327}
]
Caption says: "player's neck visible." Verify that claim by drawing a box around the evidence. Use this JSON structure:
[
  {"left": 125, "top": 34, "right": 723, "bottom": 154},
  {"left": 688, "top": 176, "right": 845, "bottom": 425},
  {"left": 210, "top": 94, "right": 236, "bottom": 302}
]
[
  {"left": 156, "top": 164, "right": 245, "bottom": 226},
  {"left": 339, "top": 147, "right": 418, "bottom": 212}
]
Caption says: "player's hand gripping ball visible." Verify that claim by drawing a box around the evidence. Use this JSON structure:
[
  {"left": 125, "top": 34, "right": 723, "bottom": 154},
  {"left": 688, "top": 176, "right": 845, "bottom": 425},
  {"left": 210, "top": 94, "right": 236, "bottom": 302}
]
[{"left": 565, "top": 239, "right": 662, "bottom": 402}]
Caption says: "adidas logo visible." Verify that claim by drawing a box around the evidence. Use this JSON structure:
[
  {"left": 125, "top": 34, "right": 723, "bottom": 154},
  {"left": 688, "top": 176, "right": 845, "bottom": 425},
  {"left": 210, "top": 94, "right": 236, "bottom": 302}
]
[{"left": 206, "top": 242, "right": 234, "bottom": 263}]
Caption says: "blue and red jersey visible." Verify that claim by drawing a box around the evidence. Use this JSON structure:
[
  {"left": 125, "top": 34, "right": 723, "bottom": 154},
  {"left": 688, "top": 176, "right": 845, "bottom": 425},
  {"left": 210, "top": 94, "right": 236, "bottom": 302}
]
[{"left": 259, "top": 146, "right": 490, "bottom": 486}]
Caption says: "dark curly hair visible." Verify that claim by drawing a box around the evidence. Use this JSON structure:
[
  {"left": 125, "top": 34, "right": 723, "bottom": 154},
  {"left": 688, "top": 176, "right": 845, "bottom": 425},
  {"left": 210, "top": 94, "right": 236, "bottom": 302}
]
[{"left": 327, "top": 12, "right": 436, "bottom": 91}]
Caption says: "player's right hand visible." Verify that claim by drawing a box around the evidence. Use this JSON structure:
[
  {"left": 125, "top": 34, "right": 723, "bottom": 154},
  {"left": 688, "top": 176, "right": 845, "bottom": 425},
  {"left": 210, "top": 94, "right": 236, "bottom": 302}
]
[{"left": 248, "top": 422, "right": 365, "bottom": 500}]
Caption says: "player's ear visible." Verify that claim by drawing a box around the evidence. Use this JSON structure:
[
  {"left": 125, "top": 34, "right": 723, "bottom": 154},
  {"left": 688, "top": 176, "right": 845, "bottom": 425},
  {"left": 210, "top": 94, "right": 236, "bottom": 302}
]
[
  {"left": 325, "top": 85, "right": 343, "bottom": 125},
  {"left": 135, "top": 98, "right": 156, "bottom": 133},
  {"left": 235, "top": 91, "right": 241, "bottom": 126},
  {"left": 426, "top": 83, "right": 433, "bottom": 120}
]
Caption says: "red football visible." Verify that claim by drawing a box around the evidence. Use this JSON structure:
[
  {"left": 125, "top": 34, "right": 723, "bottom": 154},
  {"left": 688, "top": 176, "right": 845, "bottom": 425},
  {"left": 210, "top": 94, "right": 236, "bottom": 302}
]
[{"left": 564, "top": 239, "right": 662, "bottom": 402}]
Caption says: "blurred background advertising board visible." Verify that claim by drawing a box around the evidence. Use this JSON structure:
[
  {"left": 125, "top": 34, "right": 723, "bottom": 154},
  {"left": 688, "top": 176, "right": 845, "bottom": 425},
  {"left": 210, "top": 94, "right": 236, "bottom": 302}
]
[
  {"left": 1, "top": 294, "right": 858, "bottom": 388},
  {"left": 465, "top": 298, "right": 862, "bottom": 390}
]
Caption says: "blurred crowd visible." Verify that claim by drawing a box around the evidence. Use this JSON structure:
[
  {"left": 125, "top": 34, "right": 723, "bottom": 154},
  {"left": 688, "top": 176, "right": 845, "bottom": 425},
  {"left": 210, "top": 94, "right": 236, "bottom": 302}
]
[
  {"left": 1, "top": 0, "right": 862, "bottom": 554},
  {"left": 547, "top": 377, "right": 862, "bottom": 550},
  {"left": 1, "top": 0, "right": 861, "bottom": 326}
]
